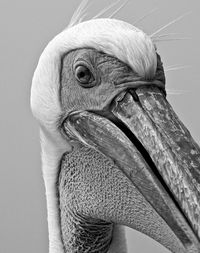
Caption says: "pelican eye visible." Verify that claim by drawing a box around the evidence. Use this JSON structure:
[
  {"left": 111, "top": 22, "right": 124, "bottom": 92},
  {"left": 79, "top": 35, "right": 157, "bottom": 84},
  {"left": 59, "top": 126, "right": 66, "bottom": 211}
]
[{"left": 75, "top": 65, "right": 95, "bottom": 87}]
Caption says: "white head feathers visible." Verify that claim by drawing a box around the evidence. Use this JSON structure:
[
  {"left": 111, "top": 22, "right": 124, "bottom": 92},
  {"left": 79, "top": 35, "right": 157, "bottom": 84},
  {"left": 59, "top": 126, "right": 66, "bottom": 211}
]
[{"left": 31, "top": 18, "right": 157, "bottom": 141}]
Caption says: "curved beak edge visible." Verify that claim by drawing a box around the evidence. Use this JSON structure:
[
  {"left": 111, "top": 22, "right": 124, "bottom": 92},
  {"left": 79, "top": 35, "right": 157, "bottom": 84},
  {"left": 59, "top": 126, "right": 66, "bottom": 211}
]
[{"left": 62, "top": 86, "right": 200, "bottom": 253}]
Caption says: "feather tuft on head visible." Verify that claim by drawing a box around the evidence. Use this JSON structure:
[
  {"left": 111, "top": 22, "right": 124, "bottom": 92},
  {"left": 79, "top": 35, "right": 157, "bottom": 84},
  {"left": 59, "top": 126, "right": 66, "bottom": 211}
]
[{"left": 31, "top": 18, "right": 157, "bottom": 140}]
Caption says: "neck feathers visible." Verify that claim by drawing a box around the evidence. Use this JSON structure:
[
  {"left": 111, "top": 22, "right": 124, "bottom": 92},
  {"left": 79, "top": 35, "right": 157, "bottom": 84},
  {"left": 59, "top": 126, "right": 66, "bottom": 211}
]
[{"left": 40, "top": 128, "right": 71, "bottom": 253}]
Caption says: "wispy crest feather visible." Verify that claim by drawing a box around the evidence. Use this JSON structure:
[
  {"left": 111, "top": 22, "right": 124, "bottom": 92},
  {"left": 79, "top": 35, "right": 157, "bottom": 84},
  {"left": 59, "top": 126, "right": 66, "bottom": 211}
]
[
  {"left": 107, "top": 0, "right": 129, "bottom": 18},
  {"left": 92, "top": 0, "right": 122, "bottom": 19},
  {"left": 68, "top": 0, "right": 129, "bottom": 27},
  {"left": 68, "top": 0, "right": 90, "bottom": 28},
  {"left": 133, "top": 7, "right": 158, "bottom": 25},
  {"left": 68, "top": 0, "right": 191, "bottom": 47},
  {"left": 150, "top": 12, "right": 191, "bottom": 37},
  {"left": 166, "top": 89, "right": 190, "bottom": 95},
  {"left": 165, "top": 65, "right": 191, "bottom": 72}
]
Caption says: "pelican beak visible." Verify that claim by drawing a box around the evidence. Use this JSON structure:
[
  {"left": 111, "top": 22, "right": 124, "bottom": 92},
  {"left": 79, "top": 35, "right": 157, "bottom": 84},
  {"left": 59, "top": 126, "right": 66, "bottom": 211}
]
[{"left": 62, "top": 86, "right": 200, "bottom": 253}]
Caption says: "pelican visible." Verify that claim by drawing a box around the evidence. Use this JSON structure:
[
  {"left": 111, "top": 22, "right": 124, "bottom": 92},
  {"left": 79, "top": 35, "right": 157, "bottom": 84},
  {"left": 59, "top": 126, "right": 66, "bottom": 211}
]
[{"left": 31, "top": 1, "right": 200, "bottom": 252}]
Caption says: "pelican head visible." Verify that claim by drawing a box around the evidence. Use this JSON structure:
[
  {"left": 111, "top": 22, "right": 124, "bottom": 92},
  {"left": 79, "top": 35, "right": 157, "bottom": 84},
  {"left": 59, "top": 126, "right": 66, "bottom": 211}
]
[{"left": 31, "top": 13, "right": 200, "bottom": 253}]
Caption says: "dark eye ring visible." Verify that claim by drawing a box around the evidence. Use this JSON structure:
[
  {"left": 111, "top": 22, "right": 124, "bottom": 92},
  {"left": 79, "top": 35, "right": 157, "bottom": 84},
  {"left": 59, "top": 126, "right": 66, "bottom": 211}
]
[{"left": 75, "top": 65, "right": 95, "bottom": 87}]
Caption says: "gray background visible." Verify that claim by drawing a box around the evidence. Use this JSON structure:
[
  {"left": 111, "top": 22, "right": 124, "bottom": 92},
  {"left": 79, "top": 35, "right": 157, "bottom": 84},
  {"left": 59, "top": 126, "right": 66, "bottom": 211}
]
[{"left": 0, "top": 0, "right": 199, "bottom": 252}]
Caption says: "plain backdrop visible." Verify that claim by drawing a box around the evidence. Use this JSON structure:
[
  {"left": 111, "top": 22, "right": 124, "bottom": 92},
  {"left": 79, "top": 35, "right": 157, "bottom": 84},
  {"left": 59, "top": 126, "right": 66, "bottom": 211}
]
[{"left": 0, "top": 0, "right": 200, "bottom": 252}]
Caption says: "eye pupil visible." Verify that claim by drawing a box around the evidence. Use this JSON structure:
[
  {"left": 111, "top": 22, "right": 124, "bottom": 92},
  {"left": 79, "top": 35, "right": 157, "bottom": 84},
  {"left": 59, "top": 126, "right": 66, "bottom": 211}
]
[{"left": 78, "top": 71, "right": 85, "bottom": 78}]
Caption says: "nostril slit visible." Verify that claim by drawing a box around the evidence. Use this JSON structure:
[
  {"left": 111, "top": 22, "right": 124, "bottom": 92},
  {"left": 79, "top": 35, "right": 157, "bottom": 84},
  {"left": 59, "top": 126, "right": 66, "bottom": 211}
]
[{"left": 129, "top": 89, "right": 139, "bottom": 102}]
